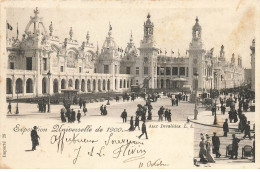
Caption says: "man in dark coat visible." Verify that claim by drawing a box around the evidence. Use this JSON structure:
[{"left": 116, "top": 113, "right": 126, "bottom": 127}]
[
  {"left": 221, "top": 105, "right": 226, "bottom": 115},
  {"left": 138, "top": 121, "right": 148, "bottom": 139},
  {"left": 212, "top": 132, "right": 221, "bottom": 158},
  {"left": 223, "top": 119, "right": 229, "bottom": 137},
  {"left": 135, "top": 116, "right": 140, "bottom": 130},
  {"left": 31, "top": 126, "right": 40, "bottom": 151},
  {"left": 100, "top": 105, "right": 104, "bottom": 115},
  {"left": 164, "top": 109, "right": 169, "bottom": 121},
  {"left": 230, "top": 134, "right": 240, "bottom": 159},
  {"left": 79, "top": 98, "right": 83, "bottom": 109},
  {"left": 243, "top": 121, "right": 251, "bottom": 139},
  {"left": 121, "top": 109, "right": 127, "bottom": 123},
  {"left": 176, "top": 99, "right": 179, "bottom": 106},
  {"left": 7, "top": 102, "right": 12, "bottom": 114},
  {"left": 77, "top": 110, "right": 81, "bottom": 123},
  {"left": 71, "top": 109, "right": 76, "bottom": 123}
]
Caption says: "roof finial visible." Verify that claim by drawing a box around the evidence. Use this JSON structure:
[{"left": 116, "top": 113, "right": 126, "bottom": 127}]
[
  {"left": 96, "top": 41, "right": 99, "bottom": 55},
  {"left": 86, "top": 31, "right": 90, "bottom": 43},
  {"left": 69, "top": 27, "right": 73, "bottom": 40},
  {"left": 108, "top": 22, "right": 112, "bottom": 36},
  {"left": 34, "top": 7, "right": 39, "bottom": 17},
  {"left": 130, "top": 30, "right": 133, "bottom": 42},
  {"left": 147, "top": 13, "right": 151, "bottom": 19},
  {"left": 16, "top": 23, "right": 19, "bottom": 40},
  {"left": 196, "top": 16, "right": 199, "bottom": 23},
  {"left": 49, "top": 21, "right": 53, "bottom": 36}
]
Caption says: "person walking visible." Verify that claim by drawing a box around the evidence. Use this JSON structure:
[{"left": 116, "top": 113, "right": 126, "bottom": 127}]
[
  {"left": 135, "top": 115, "right": 140, "bottom": 130},
  {"left": 206, "top": 135, "right": 215, "bottom": 163},
  {"left": 128, "top": 116, "right": 135, "bottom": 131},
  {"left": 7, "top": 102, "right": 12, "bottom": 114},
  {"left": 77, "top": 110, "right": 81, "bottom": 123},
  {"left": 221, "top": 105, "right": 226, "bottom": 115},
  {"left": 31, "top": 126, "right": 40, "bottom": 151},
  {"left": 103, "top": 105, "right": 107, "bottom": 115},
  {"left": 230, "top": 134, "right": 240, "bottom": 159},
  {"left": 243, "top": 121, "right": 251, "bottom": 139},
  {"left": 121, "top": 109, "right": 127, "bottom": 123},
  {"left": 138, "top": 121, "right": 148, "bottom": 139},
  {"left": 147, "top": 109, "right": 152, "bottom": 120},
  {"left": 83, "top": 107, "right": 88, "bottom": 116},
  {"left": 223, "top": 119, "right": 229, "bottom": 137},
  {"left": 100, "top": 104, "right": 104, "bottom": 115},
  {"left": 79, "top": 98, "right": 83, "bottom": 109},
  {"left": 71, "top": 109, "right": 76, "bottom": 123},
  {"left": 164, "top": 109, "right": 169, "bottom": 121},
  {"left": 212, "top": 132, "right": 221, "bottom": 158},
  {"left": 199, "top": 136, "right": 207, "bottom": 163},
  {"left": 60, "top": 109, "right": 66, "bottom": 123}
]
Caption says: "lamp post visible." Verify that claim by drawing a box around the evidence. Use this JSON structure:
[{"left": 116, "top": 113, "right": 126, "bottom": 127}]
[
  {"left": 194, "top": 71, "right": 199, "bottom": 120},
  {"left": 15, "top": 89, "right": 19, "bottom": 114},
  {"left": 107, "top": 77, "right": 111, "bottom": 105},
  {"left": 47, "top": 70, "right": 52, "bottom": 113},
  {"left": 213, "top": 72, "right": 218, "bottom": 125}
]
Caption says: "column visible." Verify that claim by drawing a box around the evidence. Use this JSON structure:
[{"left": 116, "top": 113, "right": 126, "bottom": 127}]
[
  {"left": 23, "top": 76, "right": 26, "bottom": 96},
  {"left": 58, "top": 78, "right": 61, "bottom": 93},
  {"left": 49, "top": 77, "right": 53, "bottom": 95},
  {"left": 79, "top": 79, "right": 82, "bottom": 93},
  {"left": 12, "top": 76, "right": 16, "bottom": 96}
]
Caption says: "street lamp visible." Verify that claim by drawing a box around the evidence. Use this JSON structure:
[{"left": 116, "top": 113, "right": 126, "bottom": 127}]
[
  {"left": 47, "top": 70, "right": 52, "bottom": 113},
  {"left": 213, "top": 72, "right": 218, "bottom": 125},
  {"left": 194, "top": 71, "right": 199, "bottom": 120},
  {"left": 15, "top": 88, "right": 19, "bottom": 114}
]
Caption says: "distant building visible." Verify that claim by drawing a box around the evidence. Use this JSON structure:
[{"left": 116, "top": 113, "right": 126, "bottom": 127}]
[
  {"left": 6, "top": 8, "right": 246, "bottom": 98},
  {"left": 244, "top": 68, "right": 252, "bottom": 85},
  {"left": 250, "top": 39, "right": 255, "bottom": 91}
]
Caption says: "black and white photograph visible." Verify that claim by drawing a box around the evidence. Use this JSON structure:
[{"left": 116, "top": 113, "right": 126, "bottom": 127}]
[{"left": 0, "top": 0, "right": 259, "bottom": 169}]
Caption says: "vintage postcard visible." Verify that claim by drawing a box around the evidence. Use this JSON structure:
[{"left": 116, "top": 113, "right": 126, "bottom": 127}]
[{"left": 0, "top": 0, "right": 259, "bottom": 169}]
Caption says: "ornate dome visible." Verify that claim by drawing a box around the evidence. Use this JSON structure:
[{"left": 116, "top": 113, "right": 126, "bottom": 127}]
[
  {"left": 192, "top": 17, "right": 201, "bottom": 31},
  {"left": 125, "top": 32, "right": 137, "bottom": 56},
  {"left": 102, "top": 24, "right": 117, "bottom": 51}
]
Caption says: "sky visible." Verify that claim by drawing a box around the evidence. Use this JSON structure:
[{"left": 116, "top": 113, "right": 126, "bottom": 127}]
[{"left": 6, "top": 4, "right": 255, "bottom": 68}]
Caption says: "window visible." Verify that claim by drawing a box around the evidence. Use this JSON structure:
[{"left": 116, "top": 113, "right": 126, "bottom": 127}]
[
  {"left": 180, "top": 67, "right": 185, "bottom": 75},
  {"left": 157, "top": 67, "right": 160, "bottom": 75},
  {"left": 166, "top": 67, "right": 171, "bottom": 75},
  {"left": 10, "top": 62, "right": 14, "bottom": 69},
  {"left": 94, "top": 68, "right": 97, "bottom": 73},
  {"left": 104, "top": 65, "right": 109, "bottom": 74},
  {"left": 26, "top": 57, "right": 32, "bottom": 70},
  {"left": 115, "top": 65, "right": 117, "bottom": 74},
  {"left": 186, "top": 67, "right": 189, "bottom": 77},
  {"left": 136, "top": 80, "right": 139, "bottom": 85},
  {"left": 43, "top": 58, "right": 47, "bottom": 71},
  {"left": 144, "top": 67, "right": 148, "bottom": 75},
  {"left": 60, "top": 66, "right": 64, "bottom": 72},
  {"left": 172, "top": 67, "right": 178, "bottom": 75},
  {"left": 126, "top": 67, "right": 131, "bottom": 74},
  {"left": 136, "top": 67, "right": 139, "bottom": 75},
  {"left": 79, "top": 67, "right": 82, "bottom": 73}
]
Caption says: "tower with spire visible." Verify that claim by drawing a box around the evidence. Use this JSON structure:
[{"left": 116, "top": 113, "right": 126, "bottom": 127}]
[
  {"left": 137, "top": 13, "right": 158, "bottom": 89},
  {"left": 187, "top": 17, "right": 206, "bottom": 91}
]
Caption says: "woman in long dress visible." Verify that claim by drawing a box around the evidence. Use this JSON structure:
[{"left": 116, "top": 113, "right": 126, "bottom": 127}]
[
  {"left": 199, "top": 136, "right": 208, "bottom": 163},
  {"left": 129, "top": 116, "right": 135, "bottom": 131},
  {"left": 206, "top": 136, "right": 215, "bottom": 163}
]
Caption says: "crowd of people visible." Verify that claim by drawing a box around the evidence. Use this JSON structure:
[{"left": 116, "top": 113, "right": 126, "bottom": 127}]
[{"left": 198, "top": 88, "right": 255, "bottom": 164}]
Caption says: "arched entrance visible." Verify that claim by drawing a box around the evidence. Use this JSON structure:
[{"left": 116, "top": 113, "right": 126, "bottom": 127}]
[
  {"left": 123, "top": 79, "right": 126, "bottom": 88},
  {"left": 161, "top": 79, "right": 164, "bottom": 89},
  {"left": 87, "top": 79, "right": 91, "bottom": 92},
  {"left": 81, "top": 79, "right": 85, "bottom": 92},
  {"left": 6, "top": 78, "right": 12, "bottom": 94},
  {"left": 16, "top": 78, "right": 23, "bottom": 93},
  {"left": 103, "top": 79, "right": 106, "bottom": 90},
  {"left": 68, "top": 79, "right": 73, "bottom": 88},
  {"left": 75, "top": 79, "right": 79, "bottom": 89},
  {"left": 53, "top": 79, "right": 59, "bottom": 93},
  {"left": 107, "top": 79, "right": 110, "bottom": 90},
  {"left": 26, "top": 78, "right": 33, "bottom": 93},
  {"left": 61, "top": 79, "right": 66, "bottom": 89},
  {"left": 166, "top": 79, "right": 170, "bottom": 89}
]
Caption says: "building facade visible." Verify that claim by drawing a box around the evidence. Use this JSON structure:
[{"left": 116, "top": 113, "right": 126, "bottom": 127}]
[{"left": 6, "top": 8, "right": 246, "bottom": 98}]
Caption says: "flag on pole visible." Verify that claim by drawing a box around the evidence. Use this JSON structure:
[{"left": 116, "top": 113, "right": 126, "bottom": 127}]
[
  {"left": 16, "top": 23, "right": 19, "bottom": 39},
  {"left": 186, "top": 50, "right": 188, "bottom": 55},
  {"left": 160, "top": 49, "right": 162, "bottom": 54},
  {"left": 178, "top": 49, "right": 180, "bottom": 57},
  {"left": 7, "top": 22, "right": 13, "bottom": 30},
  {"left": 109, "top": 23, "right": 112, "bottom": 31},
  {"left": 171, "top": 50, "right": 174, "bottom": 54},
  {"left": 165, "top": 50, "right": 167, "bottom": 55}
]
